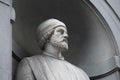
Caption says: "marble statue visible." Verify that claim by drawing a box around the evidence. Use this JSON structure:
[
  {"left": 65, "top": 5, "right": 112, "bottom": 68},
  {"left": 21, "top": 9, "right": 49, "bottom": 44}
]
[{"left": 16, "top": 19, "right": 90, "bottom": 80}]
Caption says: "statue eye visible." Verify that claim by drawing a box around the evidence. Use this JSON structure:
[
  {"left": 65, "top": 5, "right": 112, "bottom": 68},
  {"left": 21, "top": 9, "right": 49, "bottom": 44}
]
[{"left": 57, "top": 29, "right": 64, "bottom": 34}]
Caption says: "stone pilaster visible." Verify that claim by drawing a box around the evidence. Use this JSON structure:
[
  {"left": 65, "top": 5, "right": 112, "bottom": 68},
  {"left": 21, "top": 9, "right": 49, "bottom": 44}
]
[{"left": 0, "top": 0, "right": 15, "bottom": 80}]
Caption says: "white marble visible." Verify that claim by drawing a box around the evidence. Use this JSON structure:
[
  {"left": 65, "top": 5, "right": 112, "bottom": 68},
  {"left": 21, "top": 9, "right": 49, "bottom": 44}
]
[
  {"left": 0, "top": 1, "right": 12, "bottom": 80},
  {"left": 16, "top": 19, "right": 90, "bottom": 80}
]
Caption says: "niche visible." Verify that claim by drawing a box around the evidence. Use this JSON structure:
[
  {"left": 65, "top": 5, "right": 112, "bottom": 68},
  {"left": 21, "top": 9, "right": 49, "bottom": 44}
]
[{"left": 12, "top": 0, "right": 117, "bottom": 78}]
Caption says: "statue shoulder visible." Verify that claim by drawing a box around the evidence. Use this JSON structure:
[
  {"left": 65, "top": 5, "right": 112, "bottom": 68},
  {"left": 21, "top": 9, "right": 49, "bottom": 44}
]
[
  {"left": 18, "top": 55, "right": 42, "bottom": 66},
  {"left": 19, "top": 57, "right": 30, "bottom": 66},
  {"left": 16, "top": 57, "right": 35, "bottom": 80},
  {"left": 17, "top": 57, "right": 32, "bottom": 71}
]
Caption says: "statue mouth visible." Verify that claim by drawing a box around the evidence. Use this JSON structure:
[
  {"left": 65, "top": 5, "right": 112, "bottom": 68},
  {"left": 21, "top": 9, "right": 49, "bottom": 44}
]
[{"left": 62, "top": 38, "right": 68, "bottom": 43}]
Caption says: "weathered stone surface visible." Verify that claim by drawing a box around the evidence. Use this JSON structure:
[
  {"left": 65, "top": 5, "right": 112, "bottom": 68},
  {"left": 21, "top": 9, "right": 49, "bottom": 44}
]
[
  {"left": 0, "top": 1, "right": 12, "bottom": 80},
  {"left": 0, "top": 0, "right": 12, "bottom": 6}
]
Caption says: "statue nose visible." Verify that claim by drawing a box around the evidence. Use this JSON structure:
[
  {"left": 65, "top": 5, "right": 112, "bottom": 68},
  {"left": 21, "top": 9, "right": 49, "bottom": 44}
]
[{"left": 64, "top": 33, "right": 68, "bottom": 39}]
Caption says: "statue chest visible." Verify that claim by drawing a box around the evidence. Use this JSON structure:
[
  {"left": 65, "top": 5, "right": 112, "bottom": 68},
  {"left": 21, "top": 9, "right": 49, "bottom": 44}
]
[{"left": 29, "top": 55, "right": 86, "bottom": 80}]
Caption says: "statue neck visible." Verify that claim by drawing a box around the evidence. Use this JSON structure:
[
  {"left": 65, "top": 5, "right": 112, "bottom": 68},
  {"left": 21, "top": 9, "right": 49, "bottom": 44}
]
[{"left": 43, "top": 43, "right": 64, "bottom": 60}]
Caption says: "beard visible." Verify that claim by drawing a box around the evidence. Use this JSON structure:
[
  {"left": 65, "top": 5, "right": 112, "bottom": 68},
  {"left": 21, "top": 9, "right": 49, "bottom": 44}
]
[{"left": 50, "top": 38, "right": 68, "bottom": 52}]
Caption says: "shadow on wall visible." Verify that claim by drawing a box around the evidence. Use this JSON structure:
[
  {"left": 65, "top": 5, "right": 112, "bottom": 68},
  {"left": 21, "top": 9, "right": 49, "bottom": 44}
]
[{"left": 12, "top": 0, "right": 117, "bottom": 78}]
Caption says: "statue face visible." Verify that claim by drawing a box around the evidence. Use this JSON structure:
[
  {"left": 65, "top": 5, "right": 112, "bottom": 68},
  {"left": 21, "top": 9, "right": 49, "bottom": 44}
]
[{"left": 50, "top": 26, "right": 68, "bottom": 51}]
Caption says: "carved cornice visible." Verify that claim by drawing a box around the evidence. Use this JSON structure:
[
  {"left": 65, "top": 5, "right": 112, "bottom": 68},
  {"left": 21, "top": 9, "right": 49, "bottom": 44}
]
[
  {"left": 0, "top": 0, "right": 15, "bottom": 23},
  {"left": 90, "top": 67, "right": 120, "bottom": 80},
  {"left": 0, "top": 1, "right": 9, "bottom": 6},
  {"left": 89, "top": 56, "right": 120, "bottom": 79},
  {"left": 0, "top": 0, "right": 11, "bottom": 6},
  {"left": 12, "top": 51, "right": 21, "bottom": 62},
  {"left": 10, "top": 7, "right": 15, "bottom": 24}
]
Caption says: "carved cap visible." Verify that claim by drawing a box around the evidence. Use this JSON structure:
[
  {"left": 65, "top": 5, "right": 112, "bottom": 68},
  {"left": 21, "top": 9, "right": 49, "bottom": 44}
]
[{"left": 37, "top": 18, "right": 66, "bottom": 50}]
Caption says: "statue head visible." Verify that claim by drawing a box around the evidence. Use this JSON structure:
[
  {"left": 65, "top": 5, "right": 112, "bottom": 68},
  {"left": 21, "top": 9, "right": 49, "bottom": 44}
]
[{"left": 37, "top": 19, "right": 68, "bottom": 51}]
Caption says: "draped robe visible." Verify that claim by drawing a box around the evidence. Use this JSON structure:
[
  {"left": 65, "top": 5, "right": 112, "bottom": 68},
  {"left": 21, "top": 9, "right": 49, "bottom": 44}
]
[{"left": 16, "top": 54, "right": 89, "bottom": 80}]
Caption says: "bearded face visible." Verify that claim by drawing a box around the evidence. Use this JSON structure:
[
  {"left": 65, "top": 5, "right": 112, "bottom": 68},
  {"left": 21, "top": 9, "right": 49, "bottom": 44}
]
[{"left": 49, "top": 26, "right": 68, "bottom": 52}]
